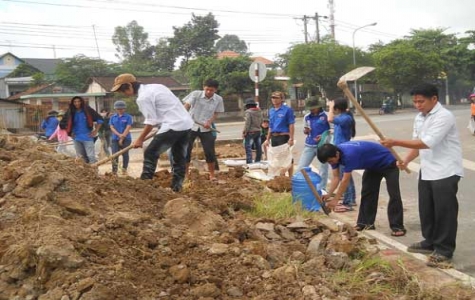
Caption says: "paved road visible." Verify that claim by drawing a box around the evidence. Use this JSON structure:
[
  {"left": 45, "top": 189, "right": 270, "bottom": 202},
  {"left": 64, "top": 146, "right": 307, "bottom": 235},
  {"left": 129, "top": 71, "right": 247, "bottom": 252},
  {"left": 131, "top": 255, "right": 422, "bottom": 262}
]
[{"left": 211, "top": 105, "right": 475, "bottom": 276}]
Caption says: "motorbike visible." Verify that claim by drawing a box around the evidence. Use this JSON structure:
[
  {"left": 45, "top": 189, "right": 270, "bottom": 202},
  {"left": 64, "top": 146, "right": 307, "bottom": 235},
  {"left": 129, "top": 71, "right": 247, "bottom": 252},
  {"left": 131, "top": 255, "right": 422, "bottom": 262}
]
[{"left": 379, "top": 100, "right": 395, "bottom": 115}]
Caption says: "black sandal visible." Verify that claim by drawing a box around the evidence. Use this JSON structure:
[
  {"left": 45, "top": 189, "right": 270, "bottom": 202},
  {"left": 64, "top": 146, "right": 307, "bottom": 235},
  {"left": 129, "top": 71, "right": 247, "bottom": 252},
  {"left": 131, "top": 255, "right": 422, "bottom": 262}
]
[
  {"left": 354, "top": 224, "right": 376, "bottom": 231},
  {"left": 391, "top": 228, "right": 407, "bottom": 237}
]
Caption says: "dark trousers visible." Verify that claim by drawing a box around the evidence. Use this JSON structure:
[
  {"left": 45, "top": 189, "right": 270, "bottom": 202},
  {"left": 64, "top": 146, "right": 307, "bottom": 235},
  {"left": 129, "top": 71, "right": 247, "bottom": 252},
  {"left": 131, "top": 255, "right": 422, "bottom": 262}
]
[
  {"left": 418, "top": 174, "right": 460, "bottom": 258},
  {"left": 270, "top": 135, "right": 289, "bottom": 147},
  {"left": 186, "top": 130, "right": 216, "bottom": 163},
  {"left": 356, "top": 163, "right": 404, "bottom": 230},
  {"left": 111, "top": 139, "right": 131, "bottom": 173},
  {"left": 141, "top": 129, "right": 190, "bottom": 191},
  {"left": 244, "top": 132, "right": 262, "bottom": 163}
]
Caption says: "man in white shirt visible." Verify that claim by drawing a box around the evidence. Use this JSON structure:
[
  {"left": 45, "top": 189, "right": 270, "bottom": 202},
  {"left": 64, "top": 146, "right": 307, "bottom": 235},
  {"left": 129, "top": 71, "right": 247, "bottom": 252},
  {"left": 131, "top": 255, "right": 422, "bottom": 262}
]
[
  {"left": 381, "top": 83, "right": 463, "bottom": 268},
  {"left": 110, "top": 73, "right": 194, "bottom": 192},
  {"left": 183, "top": 79, "right": 224, "bottom": 181}
]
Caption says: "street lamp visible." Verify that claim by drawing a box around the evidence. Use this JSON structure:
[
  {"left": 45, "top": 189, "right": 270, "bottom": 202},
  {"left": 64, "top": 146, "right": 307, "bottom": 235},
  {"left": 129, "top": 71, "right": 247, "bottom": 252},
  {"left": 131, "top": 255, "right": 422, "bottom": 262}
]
[{"left": 352, "top": 22, "right": 377, "bottom": 106}]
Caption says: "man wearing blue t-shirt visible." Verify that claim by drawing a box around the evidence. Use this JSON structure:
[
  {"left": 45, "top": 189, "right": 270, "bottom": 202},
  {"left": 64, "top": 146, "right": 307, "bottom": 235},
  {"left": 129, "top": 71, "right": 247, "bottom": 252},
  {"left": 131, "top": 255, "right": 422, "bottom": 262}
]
[{"left": 317, "top": 141, "right": 406, "bottom": 236}]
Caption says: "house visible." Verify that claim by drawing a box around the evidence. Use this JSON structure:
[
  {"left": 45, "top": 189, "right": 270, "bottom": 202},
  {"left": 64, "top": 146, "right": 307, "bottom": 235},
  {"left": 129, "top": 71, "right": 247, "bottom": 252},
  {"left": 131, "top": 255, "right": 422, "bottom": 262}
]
[
  {"left": 0, "top": 52, "right": 61, "bottom": 98},
  {"left": 84, "top": 76, "right": 189, "bottom": 111},
  {"left": 216, "top": 51, "right": 275, "bottom": 67},
  {"left": 0, "top": 97, "right": 25, "bottom": 131}
]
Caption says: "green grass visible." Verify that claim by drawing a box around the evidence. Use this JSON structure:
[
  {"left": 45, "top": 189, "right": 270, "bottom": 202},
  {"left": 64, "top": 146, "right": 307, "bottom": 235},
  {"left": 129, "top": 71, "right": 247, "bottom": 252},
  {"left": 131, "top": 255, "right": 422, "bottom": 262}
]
[{"left": 247, "top": 191, "right": 321, "bottom": 220}]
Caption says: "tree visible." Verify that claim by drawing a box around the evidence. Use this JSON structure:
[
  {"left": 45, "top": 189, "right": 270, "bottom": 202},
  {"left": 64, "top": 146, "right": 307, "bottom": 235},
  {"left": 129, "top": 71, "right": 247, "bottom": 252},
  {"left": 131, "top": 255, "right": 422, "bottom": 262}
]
[
  {"left": 112, "top": 20, "right": 151, "bottom": 61},
  {"left": 7, "top": 63, "right": 40, "bottom": 78},
  {"left": 149, "top": 38, "right": 177, "bottom": 72},
  {"left": 55, "top": 55, "right": 117, "bottom": 91},
  {"left": 287, "top": 42, "right": 355, "bottom": 98},
  {"left": 169, "top": 13, "right": 220, "bottom": 67},
  {"left": 215, "top": 34, "right": 248, "bottom": 54}
]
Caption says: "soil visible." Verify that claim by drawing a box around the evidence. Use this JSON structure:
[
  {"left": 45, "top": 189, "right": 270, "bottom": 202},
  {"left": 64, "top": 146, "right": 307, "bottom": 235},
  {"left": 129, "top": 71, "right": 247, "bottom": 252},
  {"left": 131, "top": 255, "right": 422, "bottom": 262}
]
[{"left": 0, "top": 135, "right": 474, "bottom": 300}]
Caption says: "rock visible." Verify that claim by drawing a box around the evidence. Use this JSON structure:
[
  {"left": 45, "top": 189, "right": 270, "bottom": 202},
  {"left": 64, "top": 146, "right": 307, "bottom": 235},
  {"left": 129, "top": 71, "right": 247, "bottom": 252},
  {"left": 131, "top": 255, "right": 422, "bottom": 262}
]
[
  {"left": 76, "top": 277, "right": 95, "bottom": 293},
  {"left": 227, "top": 286, "right": 243, "bottom": 297},
  {"left": 2, "top": 182, "right": 15, "bottom": 193},
  {"left": 306, "top": 234, "right": 326, "bottom": 257},
  {"left": 302, "top": 285, "right": 319, "bottom": 300},
  {"left": 316, "top": 218, "right": 340, "bottom": 232},
  {"left": 191, "top": 283, "right": 220, "bottom": 298},
  {"left": 287, "top": 221, "right": 309, "bottom": 230},
  {"left": 36, "top": 243, "right": 84, "bottom": 270},
  {"left": 326, "top": 234, "right": 357, "bottom": 255},
  {"left": 290, "top": 251, "right": 306, "bottom": 262},
  {"left": 79, "top": 284, "right": 114, "bottom": 300},
  {"left": 301, "top": 257, "right": 326, "bottom": 276},
  {"left": 275, "top": 225, "right": 296, "bottom": 240},
  {"left": 242, "top": 240, "right": 267, "bottom": 258},
  {"left": 84, "top": 239, "right": 115, "bottom": 257},
  {"left": 264, "top": 231, "right": 282, "bottom": 240},
  {"left": 325, "top": 251, "right": 350, "bottom": 270},
  {"left": 56, "top": 198, "right": 89, "bottom": 215},
  {"left": 255, "top": 222, "right": 274, "bottom": 232},
  {"left": 208, "top": 243, "right": 229, "bottom": 255},
  {"left": 266, "top": 243, "right": 287, "bottom": 267},
  {"left": 16, "top": 172, "right": 45, "bottom": 188},
  {"left": 169, "top": 264, "right": 190, "bottom": 283},
  {"left": 272, "top": 265, "right": 297, "bottom": 281},
  {"left": 242, "top": 254, "right": 270, "bottom": 270}
]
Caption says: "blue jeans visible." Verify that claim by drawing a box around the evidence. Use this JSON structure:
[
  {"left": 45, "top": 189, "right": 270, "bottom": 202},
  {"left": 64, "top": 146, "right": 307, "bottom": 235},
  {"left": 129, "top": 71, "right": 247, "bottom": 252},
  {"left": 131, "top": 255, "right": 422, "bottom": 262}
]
[
  {"left": 142, "top": 129, "right": 190, "bottom": 192},
  {"left": 339, "top": 164, "right": 356, "bottom": 205},
  {"left": 111, "top": 139, "right": 131, "bottom": 173},
  {"left": 74, "top": 140, "right": 96, "bottom": 164},
  {"left": 244, "top": 131, "right": 262, "bottom": 163},
  {"left": 296, "top": 145, "right": 328, "bottom": 191}
]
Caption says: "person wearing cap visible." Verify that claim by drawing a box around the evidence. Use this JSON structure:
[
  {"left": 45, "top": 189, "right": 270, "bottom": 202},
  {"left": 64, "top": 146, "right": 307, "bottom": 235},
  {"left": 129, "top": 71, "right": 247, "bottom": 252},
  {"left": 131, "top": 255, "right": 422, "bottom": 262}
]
[
  {"left": 296, "top": 97, "right": 330, "bottom": 191},
  {"left": 60, "top": 96, "right": 103, "bottom": 164},
  {"left": 183, "top": 79, "right": 225, "bottom": 181},
  {"left": 242, "top": 98, "right": 263, "bottom": 164},
  {"left": 264, "top": 91, "right": 295, "bottom": 176},
  {"left": 110, "top": 73, "right": 193, "bottom": 192},
  {"left": 41, "top": 110, "right": 59, "bottom": 139},
  {"left": 110, "top": 100, "right": 133, "bottom": 176}
]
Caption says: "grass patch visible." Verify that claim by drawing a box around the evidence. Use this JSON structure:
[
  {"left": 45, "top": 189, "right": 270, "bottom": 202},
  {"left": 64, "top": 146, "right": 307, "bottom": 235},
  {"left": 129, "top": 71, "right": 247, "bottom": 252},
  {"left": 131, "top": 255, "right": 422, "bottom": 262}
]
[{"left": 247, "top": 191, "right": 321, "bottom": 219}]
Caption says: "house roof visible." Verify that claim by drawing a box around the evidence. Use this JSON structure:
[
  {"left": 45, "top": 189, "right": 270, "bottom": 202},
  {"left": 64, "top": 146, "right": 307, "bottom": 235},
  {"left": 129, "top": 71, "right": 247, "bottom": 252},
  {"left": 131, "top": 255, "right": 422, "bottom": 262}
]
[
  {"left": 251, "top": 56, "right": 274, "bottom": 65},
  {"left": 0, "top": 52, "right": 23, "bottom": 62},
  {"left": 216, "top": 51, "right": 274, "bottom": 65},
  {"left": 7, "top": 83, "right": 54, "bottom": 101},
  {"left": 22, "top": 58, "right": 61, "bottom": 75},
  {"left": 87, "top": 76, "right": 188, "bottom": 92}
]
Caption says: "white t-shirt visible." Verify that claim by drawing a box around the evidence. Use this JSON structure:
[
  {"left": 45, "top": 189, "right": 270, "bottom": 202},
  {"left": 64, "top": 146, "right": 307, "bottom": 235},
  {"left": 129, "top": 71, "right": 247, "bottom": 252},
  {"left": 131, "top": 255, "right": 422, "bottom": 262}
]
[
  {"left": 413, "top": 102, "right": 463, "bottom": 180},
  {"left": 136, "top": 84, "right": 193, "bottom": 134}
]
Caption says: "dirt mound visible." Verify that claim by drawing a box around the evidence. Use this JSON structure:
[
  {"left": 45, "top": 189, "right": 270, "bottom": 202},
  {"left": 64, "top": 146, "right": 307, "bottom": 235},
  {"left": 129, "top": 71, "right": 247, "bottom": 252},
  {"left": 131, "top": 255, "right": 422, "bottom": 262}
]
[{"left": 0, "top": 136, "right": 473, "bottom": 299}]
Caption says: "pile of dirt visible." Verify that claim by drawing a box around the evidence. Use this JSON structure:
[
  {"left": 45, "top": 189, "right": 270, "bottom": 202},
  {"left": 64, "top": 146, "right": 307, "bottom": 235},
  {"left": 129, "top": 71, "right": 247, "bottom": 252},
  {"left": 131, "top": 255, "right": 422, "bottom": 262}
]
[{"left": 0, "top": 135, "right": 473, "bottom": 299}]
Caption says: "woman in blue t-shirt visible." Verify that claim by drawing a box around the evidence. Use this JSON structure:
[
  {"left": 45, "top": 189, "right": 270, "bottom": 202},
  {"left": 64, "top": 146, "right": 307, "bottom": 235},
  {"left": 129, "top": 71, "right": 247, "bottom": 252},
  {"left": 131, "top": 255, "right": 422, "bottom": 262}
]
[{"left": 328, "top": 98, "right": 356, "bottom": 212}]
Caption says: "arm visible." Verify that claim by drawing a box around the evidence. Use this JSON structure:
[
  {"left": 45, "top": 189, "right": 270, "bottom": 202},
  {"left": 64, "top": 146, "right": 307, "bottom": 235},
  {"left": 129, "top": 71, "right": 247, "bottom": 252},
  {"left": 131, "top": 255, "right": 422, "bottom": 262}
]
[
  {"left": 288, "top": 123, "right": 295, "bottom": 146},
  {"left": 134, "top": 124, "right": 153, "bottom": 148},
  {"left": 110, "top": 125, "right": 121, "bottom": 137},
  {"left": 327, "top": 100, "right": 335, "bottom": 123},
  {"left": 381, "top": 138, "right": 429, "bottom": 150},
  {"left": 243, "top": 111, "right": 250, "bottom": 136}
]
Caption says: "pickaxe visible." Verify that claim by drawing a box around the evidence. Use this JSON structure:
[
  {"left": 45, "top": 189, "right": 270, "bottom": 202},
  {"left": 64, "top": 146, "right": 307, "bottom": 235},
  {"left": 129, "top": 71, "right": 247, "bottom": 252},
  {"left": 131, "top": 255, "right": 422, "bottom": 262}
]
[{"left": 337, "top": 66, "right": 410, "bottom": 174}]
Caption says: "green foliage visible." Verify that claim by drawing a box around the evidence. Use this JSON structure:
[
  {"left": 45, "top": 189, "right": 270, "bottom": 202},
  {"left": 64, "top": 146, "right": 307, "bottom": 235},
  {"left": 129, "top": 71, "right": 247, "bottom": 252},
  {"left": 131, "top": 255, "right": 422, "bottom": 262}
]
[
  {"left": 112, "top": 20, "right": 151, "bottom": 61},
  {"left": 55, "top": 55, "right": 118, "bottom": 91},
  {"left": 287, "top": 42, "right": 355, "bottom": 98},
  {"left": 169, "top": 13, "right": 220, "bottom": 67},
  {"left": 215, "top": 34, "right": 248, "bottom": 54},
  {"left": 247, "top": 192, "right": 317, "bottom": 219},
  {"left": 31, "top": 73, "right": 46, "bottom": 86},
  {"left": 7, "top": 63, "right": 40, "bottom": 78}
]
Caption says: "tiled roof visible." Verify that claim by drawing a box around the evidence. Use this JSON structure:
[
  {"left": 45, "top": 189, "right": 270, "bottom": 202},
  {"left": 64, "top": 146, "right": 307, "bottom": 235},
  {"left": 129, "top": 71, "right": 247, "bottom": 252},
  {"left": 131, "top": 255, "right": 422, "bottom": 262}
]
[
  {"left": 251, "top": 56, "right": 274, "bottom": 65},
  {"left": 6, "top": 83, "right": 53, "bottom": 101},
  {"left": 217, "top": 51, "right": 241, "bottom": 59},
  {"left": 22, "top": 58, "right": 61, "bottom": 75}
]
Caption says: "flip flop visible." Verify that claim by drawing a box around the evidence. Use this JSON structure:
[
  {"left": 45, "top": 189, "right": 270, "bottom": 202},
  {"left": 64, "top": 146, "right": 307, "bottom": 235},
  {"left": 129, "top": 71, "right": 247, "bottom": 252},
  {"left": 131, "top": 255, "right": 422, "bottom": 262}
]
[
  {"left": 391, "top": 228, "right": 407, "bottom": 237},
  {"left": 333, "top": 204, "right": 353, "bottom": 213}
]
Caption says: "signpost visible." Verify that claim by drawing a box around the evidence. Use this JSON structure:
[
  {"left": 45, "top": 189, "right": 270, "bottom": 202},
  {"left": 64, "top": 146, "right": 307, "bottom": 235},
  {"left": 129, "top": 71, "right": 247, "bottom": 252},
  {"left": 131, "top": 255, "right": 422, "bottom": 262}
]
[{"left": 248, "top": 61, "right": 267, "bottom": 106}]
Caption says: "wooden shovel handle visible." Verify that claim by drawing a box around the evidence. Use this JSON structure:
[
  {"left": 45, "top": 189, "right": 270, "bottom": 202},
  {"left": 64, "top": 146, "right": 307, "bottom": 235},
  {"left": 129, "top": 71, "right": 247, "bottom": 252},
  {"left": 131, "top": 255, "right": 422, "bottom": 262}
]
[
  {"left": 301, "top": 169, "right": 331, "bottom": 215},
  {"left": 92, "top": 131, "right": 155, "bottom": 167},
  {"left": 337, "top": 81, "right": 411, "bottom": 174}
]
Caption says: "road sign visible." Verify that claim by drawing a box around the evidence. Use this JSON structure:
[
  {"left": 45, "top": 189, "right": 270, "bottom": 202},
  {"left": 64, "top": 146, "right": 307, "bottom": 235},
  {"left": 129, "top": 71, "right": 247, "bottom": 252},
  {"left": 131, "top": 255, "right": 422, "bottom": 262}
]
[{"left": 249, "top": 62, "right": 267, "bottom": 83}]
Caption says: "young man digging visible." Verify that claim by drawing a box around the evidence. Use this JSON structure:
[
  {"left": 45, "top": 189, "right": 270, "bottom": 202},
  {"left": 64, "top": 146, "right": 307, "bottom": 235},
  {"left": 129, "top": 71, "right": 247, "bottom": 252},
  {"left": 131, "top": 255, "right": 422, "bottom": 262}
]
[{"left": 318, "top": 141, "right": 406, "bottom": 237}]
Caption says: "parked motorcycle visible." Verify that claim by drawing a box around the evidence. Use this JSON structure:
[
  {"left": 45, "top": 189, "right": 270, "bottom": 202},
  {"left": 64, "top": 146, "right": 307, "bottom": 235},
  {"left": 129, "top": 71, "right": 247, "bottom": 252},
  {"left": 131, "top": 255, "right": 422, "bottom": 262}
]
[{"left": 379, "top": 99, "right": 395, "bottom": 115}]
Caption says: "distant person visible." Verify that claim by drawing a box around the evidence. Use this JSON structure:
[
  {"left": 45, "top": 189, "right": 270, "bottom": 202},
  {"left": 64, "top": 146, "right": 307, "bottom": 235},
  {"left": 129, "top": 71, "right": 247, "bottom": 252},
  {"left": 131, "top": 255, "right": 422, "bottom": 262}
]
[
  {"left": 110, "top": 101, "right": 133, "bottom": 176},
  {"left": 242, "top": 98, "right": 263, "bottom": 164},
  {"left": 60, "top": 96, "right": 103, "bottom": 164},
  {"left": 183, "top": 79, "right": 225, "bottom": 181},
  {"left": 110, "top": 73, "right": 193, "bottom": 192},
  {"left": 318, "top": 141, "right": 406, "bottom": 237},
  {"left": 98, "top": 108, "right": 112, "bottom": 157},
  {"left": 296, "top": 98, "right": 330, "bottom": 191},
  {"left": 328, "top": 98, "right": 356, "bottom": 212},
  {"left": 264, "top": 91, "right": 295, "bottom": 176},
  {"left": 41, "top": 110, "right": 59, "bottom": 139},
  {"left": 49, "top": 110, "right": 71, "bottom": 156},
  {"left": 381, "top": 83, "right": 463, "bottom": 269}
]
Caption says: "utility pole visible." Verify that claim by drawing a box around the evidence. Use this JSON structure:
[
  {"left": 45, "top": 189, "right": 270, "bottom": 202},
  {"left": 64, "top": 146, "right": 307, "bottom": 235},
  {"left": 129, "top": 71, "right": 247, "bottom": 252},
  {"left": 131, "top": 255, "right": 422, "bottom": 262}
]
[
  {"left": 92, "top": 25, "right": 101, "bottom": 59},
  {"left": 52, "top": 45, "right": 56, "bottom": 58},
  {"left": 315, "top": 13, "right": 320, "bottom": 44},
  {"left": 303, "top": 15, "right": 309, "bottom": 43},
  {"left": 328, "top": 0, "right": 336, "bottom": 40}
]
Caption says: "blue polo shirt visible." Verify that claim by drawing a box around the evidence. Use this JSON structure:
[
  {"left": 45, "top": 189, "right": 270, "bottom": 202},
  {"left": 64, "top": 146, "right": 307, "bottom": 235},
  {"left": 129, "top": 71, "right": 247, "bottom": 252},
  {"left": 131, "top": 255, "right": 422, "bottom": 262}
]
[
  {"left": 331, "top": 141, "right": 396, "bottom": 173},
  {"left": 73, "top": 110, "right": 97, "bottom": 142},
  {"left": 110, "top": 113, "right": 133, "bottom": 141},
  {"left": 333, "top": 112, "right": 354, "bottom": 145},
  {"left": 304, "top": 111, "right": 330, "bottom": 146},
  {"left": 269, "top": 104, "right": 295, "bottom": 133}
]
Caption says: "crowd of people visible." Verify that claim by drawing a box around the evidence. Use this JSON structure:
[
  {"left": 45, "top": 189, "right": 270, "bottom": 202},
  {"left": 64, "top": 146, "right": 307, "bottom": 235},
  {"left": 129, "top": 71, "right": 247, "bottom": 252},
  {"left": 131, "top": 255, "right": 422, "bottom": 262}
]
[{"left": 40, "top": 77, "right": 463, "bottom": 269}]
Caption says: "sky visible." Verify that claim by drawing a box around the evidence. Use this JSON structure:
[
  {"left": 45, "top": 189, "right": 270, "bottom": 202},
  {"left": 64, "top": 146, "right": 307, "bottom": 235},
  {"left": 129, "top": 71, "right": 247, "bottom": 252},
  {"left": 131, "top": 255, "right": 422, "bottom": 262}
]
[{"left": 0, "top": 0, "right": 473, "bottom": 63}]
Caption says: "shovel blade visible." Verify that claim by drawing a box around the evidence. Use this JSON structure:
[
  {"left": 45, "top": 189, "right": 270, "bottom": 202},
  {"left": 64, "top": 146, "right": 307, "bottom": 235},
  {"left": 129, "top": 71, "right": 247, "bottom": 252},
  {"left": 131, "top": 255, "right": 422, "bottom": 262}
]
[{"left": 338, "top": 66, "right": 375, "bottom": 84}]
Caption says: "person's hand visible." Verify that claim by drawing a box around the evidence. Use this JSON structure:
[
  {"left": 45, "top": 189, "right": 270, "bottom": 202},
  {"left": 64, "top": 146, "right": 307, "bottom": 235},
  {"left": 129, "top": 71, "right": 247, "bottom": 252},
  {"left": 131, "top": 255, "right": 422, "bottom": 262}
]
[
  {"left": 314, "top": 135, "right": 321, "bottom": 142},
  {"left": 89, "top": 130, "right": 97, "bottom": 137},
  {"left": 133, "top": 138, "right": 144, "bottom": 148},
  {"left": 303, "top": 127, "right": 310, "bottom": 135},
  {"left": 325, "top": 198, "right": 339, "bottom": 210},
  {"left": 328, "top": 100, "right": 335, "bottom": 109},
  {"left": 203, "top": 120, "right": 211, "bottom": 129},
  {"left": 119, "top": 137, "right": 124, "bottom": 146},
  {"left": 396, "top": 160, "right": 408, "bottom": 170},
  {"left": 380, "top": 138, "right": 395, "bottom": 148},
  {"left": 288, "top": 139, "right": 294, "bottom": 146},
  {"left": 263, "top": 140, "right": 269, "bottom": 147}
]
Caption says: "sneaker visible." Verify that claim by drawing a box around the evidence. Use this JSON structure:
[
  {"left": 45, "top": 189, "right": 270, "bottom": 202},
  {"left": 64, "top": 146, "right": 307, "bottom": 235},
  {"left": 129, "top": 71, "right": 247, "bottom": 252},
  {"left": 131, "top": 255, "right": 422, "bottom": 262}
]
[
  {"left": 426, "top": 252, "right": 453, "bottom": 269},
  {"left": 407, "top": 242, "right": 433, "bottom": 254},
  {"left": 121, "top": 167, "right": 128, "bottom": 175}
]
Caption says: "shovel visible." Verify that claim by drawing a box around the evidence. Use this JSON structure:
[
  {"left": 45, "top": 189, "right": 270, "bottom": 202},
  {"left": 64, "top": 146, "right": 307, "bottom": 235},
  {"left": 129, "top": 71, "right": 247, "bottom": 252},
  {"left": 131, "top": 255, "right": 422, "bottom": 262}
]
[
  {"left": 337, "top": 67, "right": 410, "bottom": 174},
  {"left": 301, "top": 169, "right": 330, "bottom": 215}
]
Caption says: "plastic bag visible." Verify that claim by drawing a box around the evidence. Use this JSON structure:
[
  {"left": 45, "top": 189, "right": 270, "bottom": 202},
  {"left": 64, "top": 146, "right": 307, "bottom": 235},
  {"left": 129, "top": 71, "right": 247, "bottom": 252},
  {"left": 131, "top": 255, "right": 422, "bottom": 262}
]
[
  {"left": 267, "top": 143, "right": 293, "bottom": 178},
  {"left": 467, "top": 119, "right": 475, "bottom": 135}
]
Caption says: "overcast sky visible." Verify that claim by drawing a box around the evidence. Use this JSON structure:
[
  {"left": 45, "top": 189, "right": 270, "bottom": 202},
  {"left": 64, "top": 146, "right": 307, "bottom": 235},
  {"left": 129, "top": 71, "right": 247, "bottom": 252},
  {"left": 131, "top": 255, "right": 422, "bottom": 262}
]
[{"left": 0, "top": 0, "right": 473, "bottom": 63}]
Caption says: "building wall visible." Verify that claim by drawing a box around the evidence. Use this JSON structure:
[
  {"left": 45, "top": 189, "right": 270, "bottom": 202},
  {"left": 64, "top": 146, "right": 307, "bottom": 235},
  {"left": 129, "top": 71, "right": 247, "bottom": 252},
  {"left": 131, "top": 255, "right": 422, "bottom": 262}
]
[
  {"left": 86, "top": 81, "right": 105, "bottom": 93},
  {"left": 0, "top": 53, "right": 22, "bottom": 78}
]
